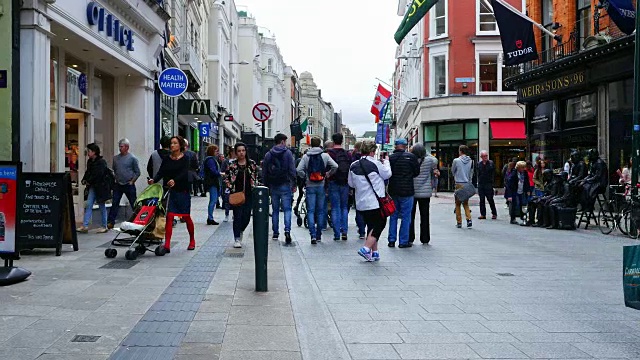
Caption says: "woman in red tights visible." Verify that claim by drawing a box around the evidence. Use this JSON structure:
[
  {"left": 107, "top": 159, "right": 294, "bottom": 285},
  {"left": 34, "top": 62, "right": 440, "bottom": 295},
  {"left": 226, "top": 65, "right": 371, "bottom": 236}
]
[{"left": 148, "top": 136, "right": 195, "bottom": 255}]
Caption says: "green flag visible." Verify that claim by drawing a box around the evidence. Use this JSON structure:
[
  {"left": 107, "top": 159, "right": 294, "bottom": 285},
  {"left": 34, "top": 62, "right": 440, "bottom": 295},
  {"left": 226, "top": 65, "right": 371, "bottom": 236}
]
[
  {"left": 300, "top": 118, "right": 309, "bottom": 134},
  {"left": 394, "top": 0, "right": 439, "bottom": 45}
]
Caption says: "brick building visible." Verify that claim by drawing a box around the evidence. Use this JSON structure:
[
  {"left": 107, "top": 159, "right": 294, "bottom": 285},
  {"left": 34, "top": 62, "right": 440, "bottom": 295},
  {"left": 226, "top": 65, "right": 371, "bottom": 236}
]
[
  {"left": 394, "top": 0, "right": 527, "bottom": 191},
  {"left": 505, "top": 0, "right": 635, "bottom": 175}
]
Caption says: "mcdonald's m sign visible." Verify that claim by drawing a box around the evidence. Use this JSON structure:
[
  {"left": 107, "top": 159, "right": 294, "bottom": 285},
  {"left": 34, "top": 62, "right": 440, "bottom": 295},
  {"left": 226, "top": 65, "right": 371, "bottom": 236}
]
[{"left": 178, "top": 99, "right": 211, "bottom": 116}]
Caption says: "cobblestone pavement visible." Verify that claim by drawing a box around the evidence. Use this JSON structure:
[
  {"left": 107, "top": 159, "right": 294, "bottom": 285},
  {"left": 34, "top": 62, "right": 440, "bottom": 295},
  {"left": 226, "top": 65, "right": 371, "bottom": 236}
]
[{"left": 2, "top": 193, "right": 640, "bottom": 360}]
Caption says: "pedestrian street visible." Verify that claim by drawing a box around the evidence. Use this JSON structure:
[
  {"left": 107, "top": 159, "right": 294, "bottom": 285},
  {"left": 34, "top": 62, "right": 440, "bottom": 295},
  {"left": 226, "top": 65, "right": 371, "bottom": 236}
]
[{"left": 2, "top": 194, "right": 640, "bottom": 360}]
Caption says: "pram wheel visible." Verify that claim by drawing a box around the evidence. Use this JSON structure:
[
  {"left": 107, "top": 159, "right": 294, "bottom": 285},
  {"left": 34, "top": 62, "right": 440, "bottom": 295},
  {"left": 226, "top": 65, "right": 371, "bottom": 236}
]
[
  {"left": 104, "top": 248, "right": 117, "bottom": 258},
  {"left": 125, "top": 249, "right": 138, "bottom": 260},
  {"left": 304, "top": 215, "right": 308, "bottom": 228},
  {"left": 135, "top": 245, "right": 147, "bottom": 255},
  {"left": 155, "top": 246, "right": 167, "bottom": 256},
  {"left": 296, "top": 216, "right": 302, "bottom": 227}
]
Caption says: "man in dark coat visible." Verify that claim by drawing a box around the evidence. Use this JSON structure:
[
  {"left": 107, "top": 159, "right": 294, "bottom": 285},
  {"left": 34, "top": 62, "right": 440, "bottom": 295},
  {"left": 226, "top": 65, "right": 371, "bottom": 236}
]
[
  {"left": 387, "top": 138, "right": 420, "bottom": 248},
  {"left": 477, "top": 150, "right": 497, "bottom": 220}
]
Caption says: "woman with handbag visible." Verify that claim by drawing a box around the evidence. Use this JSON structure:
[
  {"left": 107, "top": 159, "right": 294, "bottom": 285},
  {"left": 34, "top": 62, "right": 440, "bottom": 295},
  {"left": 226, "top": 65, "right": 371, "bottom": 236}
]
[
  {"left": 224, "top": 142, "right": 259, "bottom": 248},
  {"left": 452, "top": 145, "right": 475, "bottom": 228},
  {"left": 78, "top": 143, "right": 111, "bottom": 234},
  {"left": 347, "top": 140, "right": 392, "bottom": 262},
  {"left": 148, "top": 136, "right": 196, "bottom": 255}
]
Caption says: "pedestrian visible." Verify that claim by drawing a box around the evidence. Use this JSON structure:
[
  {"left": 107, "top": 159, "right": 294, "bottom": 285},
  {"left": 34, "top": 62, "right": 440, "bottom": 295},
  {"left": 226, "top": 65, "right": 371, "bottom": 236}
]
[
  {"left": 148, "top": 136, "right": 196, "bottom": 254},
  {"left": 327, "top": 133, "right": 352, "bottom": 241},
  {"left": 203, "top": 145, "right": 222, "bottom": 225},
  {"left": 477, "top": 150, "right": 498, "bottom": 220},
  {"left": 78, "top": 143, "right": 112, "bottom": 233},
  {"left": 409, "top": 143, "right": 437, "bottom": 244},
  {"left": 184, "top": 139, "right": 202, "bottom": 197},
  {"left": 221, "top": 148, "right": 236, "bottom": 222},
  {"left": 452, "top": 145, "right": 474, "bottom": 228},
  {"left": 322, "top": 140, "right": 334, "bottom": 230},
  {"left": 263, "top": 133, "right": 296, "bottom": 244},
  {"left": 296, "top": 136, "right": 338, "bottom": 244},
  {"left": 225, "top": 143, "right": 260, "bottom": 248},
  {"left": 147, "top": 136, "right": 171, "bottom": 185},
  {"left": 507, "top": 160, "right": 532, "bottom": 225},
  {"left": 107, "top": 138, "right": 140, "bottom": 229},
  {"left": 503, "top": 157, "right": 517, "bottom": 208},
  {"left": 387, "top": 138, "right": 420, "bottom": 248},
  {"left": 526, "top": 160, "right": 535, "bottom": 198},
  {"left": 293, "top": 150, "right": 307, "bottom": 216},
  {"left": 533, "top": 159, "right": 546, "bottom": 197},
  {"left": 350, "top": 141, "right": 366, "bottom": 240},
  {"left": 349, "top": 140, "right": 392, "bottom": 262}
]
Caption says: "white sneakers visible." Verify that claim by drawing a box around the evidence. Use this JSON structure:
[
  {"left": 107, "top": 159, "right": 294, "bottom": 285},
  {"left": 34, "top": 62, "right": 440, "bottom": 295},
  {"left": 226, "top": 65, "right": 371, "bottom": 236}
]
[
  {"left": 224, "top": 215, "right": 230, "bottom": 222},
  {"left": 96, "top": 227, "right": 109, "bottom": 233},
  {"left": 233, "top": 239, "right": 242, "bottom": 248}
]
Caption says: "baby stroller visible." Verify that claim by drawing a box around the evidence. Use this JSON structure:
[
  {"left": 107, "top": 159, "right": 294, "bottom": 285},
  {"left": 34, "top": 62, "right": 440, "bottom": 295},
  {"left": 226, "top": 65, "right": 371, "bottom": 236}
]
[{"left": 104, "top": 184, "right": 167, "bottom": 261}]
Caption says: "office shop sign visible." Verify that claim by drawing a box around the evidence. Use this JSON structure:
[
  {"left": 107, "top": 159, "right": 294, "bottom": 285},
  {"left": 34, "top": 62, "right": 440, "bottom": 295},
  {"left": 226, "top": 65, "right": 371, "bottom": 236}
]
[{"left": 86, "top": 2, "right": 135, "bottom": 51}]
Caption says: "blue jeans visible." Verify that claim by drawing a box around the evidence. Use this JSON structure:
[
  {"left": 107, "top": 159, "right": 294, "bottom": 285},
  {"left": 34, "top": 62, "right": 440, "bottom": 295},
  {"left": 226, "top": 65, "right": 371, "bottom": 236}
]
[
  {"left": 510, "top": 193, "right": 525, "bottom": 221},
  {"left": 329, "top": 182, "right": 349, "bottom": 238},
  {"left": 83, "top": 188, "right": 107, "bottom": 227},
  {"left": 271, "top": 184, "right": 293, "bottom": 235},
  {"left": 208, "top": 185, "right": 219, "bottom": 220},
  {"left": 108, "top": 183, "right": 137, "bottom": 224},
  {"left": 388, "top": 195, "right": 414, "bottom": 245},
  {"left": 355, "top": 210, "right": 366, "bottom": 237},
  {"left": 305, "top": 186, "right": 326, "bottom": 239}
]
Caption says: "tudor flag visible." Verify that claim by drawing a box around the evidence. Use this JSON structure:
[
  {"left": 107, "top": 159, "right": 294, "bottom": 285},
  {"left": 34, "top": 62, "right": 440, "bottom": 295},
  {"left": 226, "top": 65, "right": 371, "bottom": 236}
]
[
  {"left": 371, "top": 84, "right": 392, "bottom": 122},
  {"left": 395, "top": 0, "right": 439, "bottom": 45},
  {"left": 491, "top": 0, "right": 538, "bottom": 66}
]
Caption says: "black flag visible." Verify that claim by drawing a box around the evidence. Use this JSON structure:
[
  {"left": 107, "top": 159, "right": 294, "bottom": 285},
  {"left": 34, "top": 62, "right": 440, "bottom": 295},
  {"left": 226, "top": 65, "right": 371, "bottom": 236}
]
[{"left": 491, "top": 0, "right": 538, "bottom": 66}]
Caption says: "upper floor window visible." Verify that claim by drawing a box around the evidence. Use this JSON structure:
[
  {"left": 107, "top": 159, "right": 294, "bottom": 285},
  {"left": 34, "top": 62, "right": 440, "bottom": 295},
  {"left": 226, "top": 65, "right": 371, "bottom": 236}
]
[
  {"left": 477, "top": 0, "right": 498, "bottom": 34},
  {"left": 268, "top": 88, "right": 273, "bottom": 102},
  {"left": 577, "top": 0, "right": 592, "bottom": 46},
  {"left": 308, "top": 105, "right": 314, "bottom": 117},
  {"left": 476, "top": 52, "right": 513, "bottom": 93},
  {"left": 430, "top": 53, "right": 447, "bottom": 96},
  {"left": 541, "top": 0, "right": 554, "bottom": 56},
  {"left": 430, "top": 0, "right": 447, "bottom": 39},
  {"left": 267, "top": 58, "right": 273, "bottom": 73},
  {"left": 190, "top": 22, "right": 194, "bottom": 48}
]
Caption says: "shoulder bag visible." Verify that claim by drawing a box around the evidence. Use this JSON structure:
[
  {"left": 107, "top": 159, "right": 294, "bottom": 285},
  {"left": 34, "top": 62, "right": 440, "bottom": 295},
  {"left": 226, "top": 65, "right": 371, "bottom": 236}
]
[
  {"left": 359, "top": 159, "right": 395, "bottom": 217},
  {"left": 454, "top": 160, "right": 476, "bottom": 202},
  {"left": 229, "top": 167, "right": 247, "bottom": 206}
]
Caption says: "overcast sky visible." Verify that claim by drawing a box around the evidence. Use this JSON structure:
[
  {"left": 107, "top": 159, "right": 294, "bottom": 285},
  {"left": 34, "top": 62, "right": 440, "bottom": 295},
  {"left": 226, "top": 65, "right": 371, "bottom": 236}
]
[{"left": 237, "top": 0, "right": 400, "bottom": 137}]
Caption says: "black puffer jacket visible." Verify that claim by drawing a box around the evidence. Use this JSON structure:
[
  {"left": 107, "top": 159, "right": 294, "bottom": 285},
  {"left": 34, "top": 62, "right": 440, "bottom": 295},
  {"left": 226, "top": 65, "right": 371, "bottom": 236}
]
[
  {"left": 82, "top": 156, "right": 112, "bottom": 203},
  {"left": 388, "top": 149, "right": 420, "bottom": 197}
]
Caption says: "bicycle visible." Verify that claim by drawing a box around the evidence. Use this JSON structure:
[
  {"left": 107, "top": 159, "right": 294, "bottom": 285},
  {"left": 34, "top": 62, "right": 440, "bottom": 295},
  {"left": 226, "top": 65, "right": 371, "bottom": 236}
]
[{"left": 598, "top": 185, "right": 630, "bottom": 235}]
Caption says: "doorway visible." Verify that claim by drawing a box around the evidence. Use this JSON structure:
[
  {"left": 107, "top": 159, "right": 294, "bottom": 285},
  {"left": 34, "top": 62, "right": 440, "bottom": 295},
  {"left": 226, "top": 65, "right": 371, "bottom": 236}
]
[{"left": 64, "top": 111, "right": 88, "bottom": 220}]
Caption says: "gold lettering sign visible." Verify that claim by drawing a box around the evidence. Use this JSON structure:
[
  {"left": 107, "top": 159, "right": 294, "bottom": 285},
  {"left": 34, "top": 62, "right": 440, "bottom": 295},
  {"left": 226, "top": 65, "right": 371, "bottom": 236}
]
[{"left": 518, "top": 71, "right": 586, "bottom": 101}]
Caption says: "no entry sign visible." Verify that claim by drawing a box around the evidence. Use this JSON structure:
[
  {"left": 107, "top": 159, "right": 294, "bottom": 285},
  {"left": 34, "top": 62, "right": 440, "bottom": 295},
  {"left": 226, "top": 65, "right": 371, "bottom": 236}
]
[{"left": 252, "top": 103, "right": 271, "bottom": 122}]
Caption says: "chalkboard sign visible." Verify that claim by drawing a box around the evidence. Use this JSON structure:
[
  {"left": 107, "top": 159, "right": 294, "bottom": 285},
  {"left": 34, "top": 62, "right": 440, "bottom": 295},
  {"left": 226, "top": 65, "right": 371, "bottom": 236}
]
[{"left": 17, "top": 172, "right": 78, "bottom": 256}]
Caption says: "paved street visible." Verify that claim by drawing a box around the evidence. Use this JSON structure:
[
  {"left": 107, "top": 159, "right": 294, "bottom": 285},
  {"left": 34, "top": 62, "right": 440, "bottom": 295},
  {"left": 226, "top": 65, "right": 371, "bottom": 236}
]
[{"left": 2, "top": 194, "right": 640, "bottom": 360}]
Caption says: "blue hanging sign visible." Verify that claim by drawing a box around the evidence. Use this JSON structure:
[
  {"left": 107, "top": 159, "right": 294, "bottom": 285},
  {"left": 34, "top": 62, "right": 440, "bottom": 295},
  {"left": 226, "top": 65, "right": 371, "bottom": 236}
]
[
  {"left": 199, "top": 123, "right": 210, "bottom": 137},
  {"left": 158, "top": 68, "right": 188, "bottom": 97},
  {"left": 78, "top": 73, "right": 87, "bottom": 96},
  {"left": 375, "top": 123, "right": 384, "bottom": 145}
]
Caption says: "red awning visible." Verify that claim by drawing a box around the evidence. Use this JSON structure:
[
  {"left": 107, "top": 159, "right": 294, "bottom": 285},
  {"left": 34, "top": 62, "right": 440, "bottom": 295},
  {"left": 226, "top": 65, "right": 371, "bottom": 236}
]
[{"left": 490, "top": 120, "right": 525, "bottom": 140}]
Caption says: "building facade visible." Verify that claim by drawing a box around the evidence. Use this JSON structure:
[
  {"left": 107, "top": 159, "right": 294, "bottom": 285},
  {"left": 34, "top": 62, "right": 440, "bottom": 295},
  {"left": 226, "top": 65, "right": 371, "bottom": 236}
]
[
  {"left": 284, "top": 66, "right": 301, "bottom": 142},
  {"left": 319, "top": 97, "right": 334, "bottom": 141},
  {"left": 299, "top": 71, "right": 321, "bottom": 148},
  {"left": 505, "top": 0, "right": 634, "bottom": 180},
  {"left": 394, "top": 0, "right": 526, "bottom": 190},
  {"left": 259, "top": 32, "right": 287, "bottom": 139}
]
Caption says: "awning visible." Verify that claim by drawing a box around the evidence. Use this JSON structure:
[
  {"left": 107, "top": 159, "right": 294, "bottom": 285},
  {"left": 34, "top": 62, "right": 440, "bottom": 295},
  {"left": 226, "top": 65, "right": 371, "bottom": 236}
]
[{"left": 490, "top": 120, "right": 526, "bottom": 140}]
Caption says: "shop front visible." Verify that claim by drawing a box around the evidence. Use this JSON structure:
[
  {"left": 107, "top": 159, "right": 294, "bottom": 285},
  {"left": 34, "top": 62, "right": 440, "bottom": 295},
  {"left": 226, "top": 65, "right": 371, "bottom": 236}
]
[
  {"left": 505, "top": 33, "right": 634, "bottom": 181},
  {"left": 21, "top": 0, "right": 167, "bottom": 220},
  {"left": 489, "top": 119, "right": 527, "bottom": 187}
]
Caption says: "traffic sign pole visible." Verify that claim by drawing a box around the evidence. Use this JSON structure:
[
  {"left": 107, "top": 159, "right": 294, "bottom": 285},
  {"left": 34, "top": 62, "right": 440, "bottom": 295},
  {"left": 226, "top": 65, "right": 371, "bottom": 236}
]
[{"left": 252, "top": 103, "right": 272, "bottom": 160}]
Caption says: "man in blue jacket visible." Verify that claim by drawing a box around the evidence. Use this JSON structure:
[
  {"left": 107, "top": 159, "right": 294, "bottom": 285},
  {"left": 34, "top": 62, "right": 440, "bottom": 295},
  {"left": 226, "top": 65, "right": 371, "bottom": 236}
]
[{"left": 263, "top": 133, "right": 296, "bottom": 244}]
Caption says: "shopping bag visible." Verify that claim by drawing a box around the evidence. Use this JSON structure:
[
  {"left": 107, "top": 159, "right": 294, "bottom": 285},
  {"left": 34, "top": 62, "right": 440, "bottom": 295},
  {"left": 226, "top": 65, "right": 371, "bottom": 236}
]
[
  {"left": 152, "top": 217, "right": 166, "bottom": 239},
  {"left": 623, "top": 245, "right": 640, "bottom": 310}
]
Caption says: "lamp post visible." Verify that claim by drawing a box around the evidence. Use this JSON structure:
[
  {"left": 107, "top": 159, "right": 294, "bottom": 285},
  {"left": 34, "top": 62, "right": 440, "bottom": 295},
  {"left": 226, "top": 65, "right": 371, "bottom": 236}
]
[{"left": 632, "top": 12, "right": 640, "bottom": 193}]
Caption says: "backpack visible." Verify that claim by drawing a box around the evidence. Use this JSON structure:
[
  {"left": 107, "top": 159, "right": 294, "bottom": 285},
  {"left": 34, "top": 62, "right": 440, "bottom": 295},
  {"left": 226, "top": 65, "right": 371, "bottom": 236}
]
[
  {"left": 306, "top": 154, "right": 326, "bottom": 182},
  {"left": 329, "top": 149, "right": 351, "bottom": 185},
  {"left": 265, "top": 151, "right": 290, "bottom": 186}
]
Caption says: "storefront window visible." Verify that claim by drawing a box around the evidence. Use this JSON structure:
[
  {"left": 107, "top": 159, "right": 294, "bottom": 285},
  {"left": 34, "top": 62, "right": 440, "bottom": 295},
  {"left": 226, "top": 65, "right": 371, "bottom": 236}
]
[
  {"left": 565, "top": 93, "right": 596, "bottom": 127},
  {"left": 424, "top": 125, "right": 437, "bottom": 142},
  {"left": 532, "top": 101, "right": 554, "bottom": 134},
  {"left": 64, "top": 55, "right": 89, "bottom": 110},
  {"left": 609, "top": 79, "right": 633, "bottom": 179},
  {"left": 465, "top": 123, "right": 479, "bottom": 139},
  {"left": 93, "top": 69, "right": 114, "bottom": 167}
]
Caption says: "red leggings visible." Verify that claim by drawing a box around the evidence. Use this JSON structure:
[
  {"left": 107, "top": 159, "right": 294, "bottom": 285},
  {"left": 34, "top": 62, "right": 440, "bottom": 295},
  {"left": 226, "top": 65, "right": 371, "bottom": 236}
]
[{"left": 165, "top": 213, "right": 195, "bottom": 249}]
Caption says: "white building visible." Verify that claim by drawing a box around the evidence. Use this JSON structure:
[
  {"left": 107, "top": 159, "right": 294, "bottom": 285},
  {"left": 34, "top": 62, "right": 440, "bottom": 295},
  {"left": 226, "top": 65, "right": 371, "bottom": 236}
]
[
  {"left": 21, "top": 0, "right": 168, "bottom": 219},
  {"left": 237, "top": 11, "right": 263, "bottom": 138},
  {"left": 319, "top": 97, "right": 334, "bottom": 141},
  {"left": 259, "top": 32, "right": 287, "bottom": 139},
  {"left": 299, "top": 72, "right": 321, "bottom": 146},
  {"left": 207, "top": 0, "right": 243, "bottom": 151}
]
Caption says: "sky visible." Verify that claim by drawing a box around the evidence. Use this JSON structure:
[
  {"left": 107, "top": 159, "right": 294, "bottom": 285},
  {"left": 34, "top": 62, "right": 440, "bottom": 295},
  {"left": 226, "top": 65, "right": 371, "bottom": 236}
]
[{"left": 236, "top": 0, "right": 400, "bottom": 137}]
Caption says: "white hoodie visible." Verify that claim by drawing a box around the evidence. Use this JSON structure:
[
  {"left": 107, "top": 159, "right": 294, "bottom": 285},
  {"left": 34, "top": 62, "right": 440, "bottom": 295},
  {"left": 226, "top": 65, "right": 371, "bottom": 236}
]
[{"left": 348, "top": 156, "right": 392, "bottom": 211}]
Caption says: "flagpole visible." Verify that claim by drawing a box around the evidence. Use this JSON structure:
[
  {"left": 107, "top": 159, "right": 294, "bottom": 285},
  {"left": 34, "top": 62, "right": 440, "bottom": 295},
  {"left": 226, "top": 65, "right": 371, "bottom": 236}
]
[
  {"left": 492, "top": 0, "right": 561, "bottom": 41},
  {"left": 375, "top": 77, "right": 415, "bottom": 101}
]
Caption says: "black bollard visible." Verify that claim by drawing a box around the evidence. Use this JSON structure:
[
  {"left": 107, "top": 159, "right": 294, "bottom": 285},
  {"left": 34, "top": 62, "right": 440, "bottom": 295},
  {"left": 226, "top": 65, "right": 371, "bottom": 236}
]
[{"left": 252, "top": 186, "right": 269, "bottom": 292}]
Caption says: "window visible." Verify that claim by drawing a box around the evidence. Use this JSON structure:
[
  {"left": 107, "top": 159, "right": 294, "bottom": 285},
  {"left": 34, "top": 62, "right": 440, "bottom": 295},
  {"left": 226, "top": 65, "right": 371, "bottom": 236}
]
[
  {"left": 190, "top": 22, "right": 194, "bottom": 47},
  {"left": 268, "top": 88, "right": 273, "bottom": 102},
  {"left": 478, "top": 54, "right": 498, "bottom": 92},
  {"left": 308, "top": 105, "right": 314, "bottom": 117},
  {"left": 430, "top": 0, "right": 447, "bottom": 38},
  {"left": 477, "top": 0, "right": 498, "bottom": 34},
  {"left": 577, "top": 0, "right": 592, "bottom": 46},
  {"left": 267, "top": 58, "right": 273, "bottom": 73},
  {"left": 308, "top": 123, "right": 313, "bottom": 135},
  {"left": 541, "top": 0, "right": 554, "bottom": 56},
  {"left": 431, "top": 54, "right": 447, "bottom": 96}
]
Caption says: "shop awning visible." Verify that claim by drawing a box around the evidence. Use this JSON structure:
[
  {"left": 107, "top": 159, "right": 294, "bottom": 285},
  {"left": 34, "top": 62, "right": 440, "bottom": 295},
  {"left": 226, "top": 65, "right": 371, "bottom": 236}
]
[{"left": 490, "top": 120, "right": 526, "bottom": 140}]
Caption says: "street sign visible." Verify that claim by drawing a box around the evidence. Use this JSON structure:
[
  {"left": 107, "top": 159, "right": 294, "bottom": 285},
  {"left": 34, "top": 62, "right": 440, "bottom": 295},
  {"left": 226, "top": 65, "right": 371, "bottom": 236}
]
[
  {"left": 199, "top": 123, "right": 210, "bottom": 137},
  {"left": 158, "top": 67, "right": 188, "bottom": 97},
  {"left": 252, "top": 102, "right": 271, "bottom": 122},
  {"left": 455, "top": 77, "right": 475, "bottom": 83}
]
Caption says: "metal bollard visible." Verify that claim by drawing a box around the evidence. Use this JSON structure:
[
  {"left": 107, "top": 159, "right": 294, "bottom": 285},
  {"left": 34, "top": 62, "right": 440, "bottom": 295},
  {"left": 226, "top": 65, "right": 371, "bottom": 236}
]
[{"left": 252, "top": 186, "right": 269, "bottom": 292}]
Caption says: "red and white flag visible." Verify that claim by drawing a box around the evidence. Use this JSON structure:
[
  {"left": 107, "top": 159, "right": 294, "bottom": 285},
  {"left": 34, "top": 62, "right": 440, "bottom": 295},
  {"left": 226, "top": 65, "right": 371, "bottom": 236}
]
[{"left": 371, "top": 84, "right": 392, "bottom": 119}]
